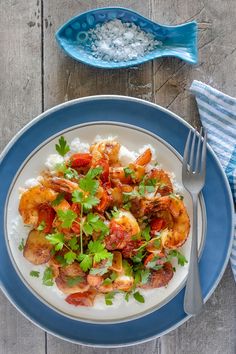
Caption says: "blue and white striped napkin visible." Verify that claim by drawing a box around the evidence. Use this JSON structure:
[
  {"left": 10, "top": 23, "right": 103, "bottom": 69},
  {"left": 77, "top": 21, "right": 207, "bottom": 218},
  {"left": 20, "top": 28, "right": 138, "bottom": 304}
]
[{"left": 190, "top": 80, "right": 236, "bottom": 281}]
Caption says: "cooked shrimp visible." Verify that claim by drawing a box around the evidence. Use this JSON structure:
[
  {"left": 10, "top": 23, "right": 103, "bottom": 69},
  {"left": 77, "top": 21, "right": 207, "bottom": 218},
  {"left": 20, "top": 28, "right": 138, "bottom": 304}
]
[
  {"left": 114, "top": 210, "right": 140, "bottom": 238},
  {"left": 110, "top": 164, "right": 145, "bottom": 183},
  {"left": 153, "top": 196, "right": 190, "bottom": 249},
  {"left": 148, "top": 169, "right": 173, "bottom": 196},
  {"left": 90, "top": 140, "right": 120, "bottom": 165},
  {"left": 19, "top": 186, "right": 57, "bottom": 225},
  {"left": 47, "top": 177, "right": 80, "bottom": 194},
  {"left": 141, "top": 262, "right": 174, "bottom": 289},
  {"left": 134, "top": 148, "right": 152, "bottom": 166},
  {"left": 114, "top": 275, "right": 134, "bottom": 292},
  {"left": 55, "top": 262, "right": 90, "bottom": 295}
]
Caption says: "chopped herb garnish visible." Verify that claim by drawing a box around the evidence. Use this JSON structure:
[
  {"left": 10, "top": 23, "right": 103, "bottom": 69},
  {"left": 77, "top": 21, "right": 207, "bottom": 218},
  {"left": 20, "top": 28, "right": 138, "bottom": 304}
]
[
  {"left": 56, "top": 136, "right": 70, "bottom": 157},
  {"left": 51, "top": 192, "right": 65, "bottom": 206},
  {"left": 37, "top": 220, "right": 46, "bottom": 231},
  {"left": 110, "top": 206, "right": 120, "bottom": 218},
  {"left": 140, "top": 269, "right": 150, "bottom": 284},
  {"left": 68, "top": 236, "right": 80, "bottom": 251},
  {"left": 166, "top": 250, "right": 188, "bottom": 266},
  {"left": 124, "top": 167, "right": 135, "bottom": 179},
  {"left": 18, "top": 238, "right": 25, "bottom": 252},
  {"left": 64, "top": 251, "right": 77, "bottom": 265},
  {"left": 142, "top": 225, "right": 151, "bottom": 241},
  {"left": 30, "top": 270, "right": 40, "bottom": 278},
  {"left": 66, "top": 276, "right": 84, "bottom": 287},
  {"left": 105, "top": 291, "right": 116, "bottom": 305},
  {"left": 46, "top": 232, "right": 64, "bottom": 251},
  {"left": 139, "top": 178, "right": 157, "bottom": 196},
  {"left": 57, "top": 209, "right": 77, "bottom": 228},
  {"left": 77, "top": 253, "right": 92, "bottom": 272},
  {"left": 42, "top": 267, "right": 54, "bottom": 286},
  {"left": 133, "top": 291, "right": 145, "bottom": 303},
  {"left": 83, "top": 213, "right": 109, "bottom": 237}
]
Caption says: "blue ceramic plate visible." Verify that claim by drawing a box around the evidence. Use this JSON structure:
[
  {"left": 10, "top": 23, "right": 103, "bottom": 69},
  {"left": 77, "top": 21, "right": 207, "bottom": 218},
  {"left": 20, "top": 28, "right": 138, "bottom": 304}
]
[
  {"left": 0, "top": 96, "right": 234, "bottom": 347},
  {"left": 55, "top": 7, "right": 198, "bottom": 68}
]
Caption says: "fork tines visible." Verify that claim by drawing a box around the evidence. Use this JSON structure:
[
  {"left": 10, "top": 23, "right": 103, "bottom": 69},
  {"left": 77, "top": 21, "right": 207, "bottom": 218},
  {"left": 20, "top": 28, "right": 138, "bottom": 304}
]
[{"left": 183, "top": 127, "right": 207, "bottom": 175}]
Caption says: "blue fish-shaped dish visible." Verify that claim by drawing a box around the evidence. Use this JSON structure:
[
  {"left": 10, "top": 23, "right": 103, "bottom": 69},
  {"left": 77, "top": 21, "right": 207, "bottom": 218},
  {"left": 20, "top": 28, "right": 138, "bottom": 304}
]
[{"left": 56, "top": 7, "right": 198, "bottom": 69}]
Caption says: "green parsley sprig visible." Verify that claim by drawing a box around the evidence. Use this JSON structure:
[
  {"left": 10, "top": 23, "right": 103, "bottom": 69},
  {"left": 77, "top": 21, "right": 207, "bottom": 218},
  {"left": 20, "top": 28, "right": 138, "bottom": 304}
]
[{"left": 56, "top": 136, "right": 70, "bottom": 157}]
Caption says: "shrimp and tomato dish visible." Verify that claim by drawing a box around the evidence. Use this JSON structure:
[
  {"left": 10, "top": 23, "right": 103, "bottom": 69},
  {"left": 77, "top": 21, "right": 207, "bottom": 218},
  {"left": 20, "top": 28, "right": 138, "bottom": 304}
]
[{"left": 18, "top": 136, "right": 190, "bottom": 307}]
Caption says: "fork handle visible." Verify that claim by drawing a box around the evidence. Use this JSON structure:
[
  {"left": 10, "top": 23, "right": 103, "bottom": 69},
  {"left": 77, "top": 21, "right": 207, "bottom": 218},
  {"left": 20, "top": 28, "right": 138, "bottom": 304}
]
[{"left": 184, "top": 194, "right": 203, "bottom": 315}]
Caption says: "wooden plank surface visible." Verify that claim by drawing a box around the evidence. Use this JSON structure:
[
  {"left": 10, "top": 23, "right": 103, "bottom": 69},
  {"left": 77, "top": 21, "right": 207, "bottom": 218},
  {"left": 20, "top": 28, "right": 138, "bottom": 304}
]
[
  {"left": 0, "top": 1, "right": 45, "bottom": 354},
  {"left": 1, "top": 0, "right": 236, "bottom": 353}
]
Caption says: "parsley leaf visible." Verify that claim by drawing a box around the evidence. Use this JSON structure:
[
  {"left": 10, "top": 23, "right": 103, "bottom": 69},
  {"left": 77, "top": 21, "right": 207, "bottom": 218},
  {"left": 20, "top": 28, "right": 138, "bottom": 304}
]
[
  {"left": 133, "top": 291, "right": 145, "bottom": 303},
  {"left": 142, "top": 225, "right": 151, "bottom": 241},
  {"left": 167, "top": 250, "right": 188, "bottom": 266},
  {"left": 55, "top": 255, "right": 67, "bottom": 267},
  {"left": 42, "top": 267, "right": 54, "bottom": 286},
  {"left": 139, "top": 178, "right": 157, "bottom": 196},
  {"left": 86, "top": 167, "right": 103, "bottom": 179},
  {"left": 51, "top": 193, "right": 65, "bottom": 206},
  {"left": 57, "top": 209, "right": 77, "bottom": 228},
  {"left": 30, "top": 270, "right": 40, "bottom": 278},
  {"left": 140, "top": 269, "right": 150, "bottom": 284},
  {"left": 110, "top": 206, "right": 120, "bottom": 218},
  {"left": 83, "top": 213, "right": 109, "bottom": 237},
  {"left": 79, "top": 178, "right": 99, "bottom": 196},
  {"left": 18, "top": 238, "right": 25, "bottom": 252},
  {"left": 68, "top": 236, "right": 79, "bottom": 251},
  {"left": 122, "top": 259, "right": 133, "bottom": 276},
  {"left": 77, "top": 253, "right": 93, "bottom": 272},
  {"left": 46, "top": 232, "right": 64, "bottom": 251},
  {"left": 105, "top": 291, "right": 116, "bottom": 305},
  {"left": 55, "top": 163, "right": 79, "bottom": 180},
  {"left": 72, "top": 190, "right": 84, "bottom": 203},
  {"left": 124, "top": 167, "right": 135, "bottom": 179},
  {"left": 124, "top": 292, "right": 130, "bottom": 302},
  {"left": 88, "top": 240, "right": 113, "bottom": 263},
  {"left": 55, "top": 136, "right": 70, "bottom": 157},
  {"left": 83, "top": 195, "right": 100, "bottom": 210},
  {"left": 64, "top": 251, "right": 77, "bottom": 265},
  {"left": 37, "top": 220, "right": 45, "bottom": 231}
]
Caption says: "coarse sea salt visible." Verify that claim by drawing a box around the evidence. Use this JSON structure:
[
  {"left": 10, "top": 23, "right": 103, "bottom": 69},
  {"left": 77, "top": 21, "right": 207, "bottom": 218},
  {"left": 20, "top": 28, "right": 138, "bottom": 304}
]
[{"left": 87, "top": 19, "right": 161, "bottom": 62}]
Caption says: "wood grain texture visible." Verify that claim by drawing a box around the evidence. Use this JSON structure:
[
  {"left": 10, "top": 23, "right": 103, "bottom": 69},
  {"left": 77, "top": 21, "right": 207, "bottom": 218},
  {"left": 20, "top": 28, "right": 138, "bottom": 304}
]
[
  {"left": 0, "top": 1, "right": 45, "bottom": 353},
  {"left": 1, "top": 0, "right": 236, "bottom": 353}
]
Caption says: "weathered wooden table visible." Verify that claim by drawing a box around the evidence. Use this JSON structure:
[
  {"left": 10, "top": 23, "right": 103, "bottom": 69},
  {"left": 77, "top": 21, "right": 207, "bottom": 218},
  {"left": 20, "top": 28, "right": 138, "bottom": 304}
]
[{"left": 1, "top": 1, "right": 236, "bottom": 353}]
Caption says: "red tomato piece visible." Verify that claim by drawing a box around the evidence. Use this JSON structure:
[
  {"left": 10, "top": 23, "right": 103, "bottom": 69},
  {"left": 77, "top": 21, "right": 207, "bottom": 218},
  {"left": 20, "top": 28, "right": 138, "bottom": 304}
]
[
  {"left": 65, "top": 290, "right": 96, "bottom": 307},
  {"left": 150, "top": 218, "right": 166, "bottom": 232},
  {"left": 37, "top": 204, "right": 55, "bottom": 233},
  {"left": 95, "top": 158, "right": 109, "bottom": 182},
  {"left": 105, "top": 221, "right": 127, "bottom": 250},
  {"left": 122, "top": 240, "right": 144, "bottom": 258},
  {"left": 69, "top": 153, "right": 92, "bottom": 168},
  {"left": 96, "top": 190, "right": 110, "bottom": 212},
  {"left": 71, "top": 218, "right": 80, "bottom": 234}
]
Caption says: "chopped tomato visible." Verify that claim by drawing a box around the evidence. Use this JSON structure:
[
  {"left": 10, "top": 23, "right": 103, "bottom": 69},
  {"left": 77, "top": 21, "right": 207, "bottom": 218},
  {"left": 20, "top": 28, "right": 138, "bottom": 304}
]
[
  {"left": 95, "top": 158, "right": 109, "bottom": 182},
  {"left": 122, "top": 240, "right": 144, "bottom": 258},
  {"left": 65, "top": 290, "right": 96, "bottom": 307},
  {"left": 37, "top": 204, "right": 55, "bottom": 233},
  {"left": 96, "top": 190, "right": 110, "bottom": 212},
  {"left": 150, "top": 218, "right": 166, "bottom": 232},
  {"left": 71, "top": 202, "right": 81, "bottom": 214},
  {"left": 71, "top": 218, "right": 80, "bottom": 234},
  {"left": 105, "top": 221, "right": 127, "bottom": 250},
  {"left": 69, "top": 153, "right": 92, "bottom": 168}
]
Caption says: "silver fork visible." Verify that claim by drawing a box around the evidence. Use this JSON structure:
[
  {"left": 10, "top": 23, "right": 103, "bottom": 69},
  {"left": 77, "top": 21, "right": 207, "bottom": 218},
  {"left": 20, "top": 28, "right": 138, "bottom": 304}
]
[{"left": 182, "top": 127, "right": 207, "bottom": 315}]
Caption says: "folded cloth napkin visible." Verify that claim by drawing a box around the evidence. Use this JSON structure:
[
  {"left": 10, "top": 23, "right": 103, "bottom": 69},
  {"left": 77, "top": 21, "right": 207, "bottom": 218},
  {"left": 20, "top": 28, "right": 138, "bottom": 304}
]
[{"left": 190, "top": 80, "right": 236, "bottom": 280}]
